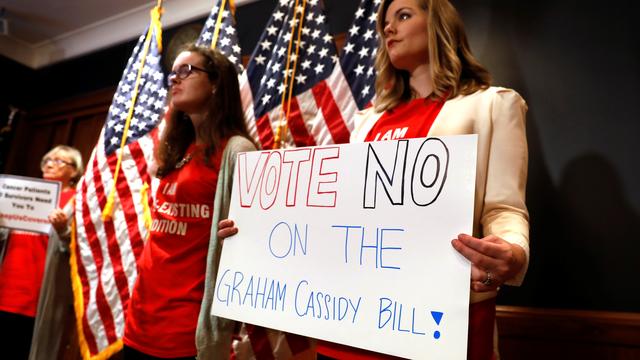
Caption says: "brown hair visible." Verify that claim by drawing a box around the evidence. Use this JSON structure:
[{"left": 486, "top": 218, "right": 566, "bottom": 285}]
[
  {"left": 374, "top": 0, "right": 491, "bottom": 111},
  {"left": 156, "top": 44, "right": 253, "bottom": 177}
]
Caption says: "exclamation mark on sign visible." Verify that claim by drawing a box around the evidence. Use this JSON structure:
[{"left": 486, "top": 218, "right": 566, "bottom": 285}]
[{"left": 431, "top": 311, "right": 443, "bottom": 339}]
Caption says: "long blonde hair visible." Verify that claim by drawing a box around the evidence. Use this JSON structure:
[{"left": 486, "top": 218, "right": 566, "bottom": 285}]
[{"left": 374, "top": 0, "right": 491, "bottom": 111}]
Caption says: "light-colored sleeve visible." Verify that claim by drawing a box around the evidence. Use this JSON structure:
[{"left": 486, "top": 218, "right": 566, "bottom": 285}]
[
  {"left": 0, "top": 228, "right": 9, "bottom": 264},
  {"left": 196, "top": 136, "right": 257, "bottom": 360},
  {"left": 53, "top": 197, "right": 76, "bottom": 253},
  {"left": 481, "top": 89, "right": 530, "bottom": 286},
  {"left": 349, "top": 107, "right": 381, "bottom": 143}
]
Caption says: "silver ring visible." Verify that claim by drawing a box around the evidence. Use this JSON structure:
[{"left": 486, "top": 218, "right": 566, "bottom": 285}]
[{"left": 482, "top": 271, "right": 493, "bottom": 286}]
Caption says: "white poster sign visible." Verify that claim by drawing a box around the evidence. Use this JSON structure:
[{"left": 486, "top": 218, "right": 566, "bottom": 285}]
[
  {"left": 0, "top": 175, "right": 61, "bottom": 234},
  {"left": 212, "top": 135, "right": 477, "bottom": 359}
]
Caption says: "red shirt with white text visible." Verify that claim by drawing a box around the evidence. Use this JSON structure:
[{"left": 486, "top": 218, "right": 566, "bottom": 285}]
[{"left": 124, "top": 143, "right": 223, "bottom": 358}]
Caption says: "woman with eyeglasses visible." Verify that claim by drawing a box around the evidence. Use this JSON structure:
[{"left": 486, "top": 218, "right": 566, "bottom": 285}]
[
  {"left": 122, "top": 44, "right": 256, "bottom": 360},
  {"left": 0, "top": 145, "right": 83, "bottom": 359}
]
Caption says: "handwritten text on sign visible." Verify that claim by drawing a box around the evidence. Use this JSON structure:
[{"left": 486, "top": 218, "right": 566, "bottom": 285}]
[
  {"left": 212, "top": 136, "right": 477, "bottom": 360},
  {"left": 0, "top": 175, "right": 61, "bottom": 234}
]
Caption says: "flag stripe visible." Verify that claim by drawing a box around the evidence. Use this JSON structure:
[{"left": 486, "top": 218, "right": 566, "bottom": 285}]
[
  {"left": 103, "top": 152, "right": 134, "bottom": 309},
  {"left": 284, "top": 98, "right": 316, "bottom": 147},
  {"left": 284, "top": 332, "right": 311, "bottom": 355},
  {"left": 256, "top": 114, "right": 275, "bottom": 150},
  {"left": 74, "top": 197, "right": 101, "bottom": 355},
  {"left": 128, "top": 135, "right": 156, "bottom": 259},
  {"left": 247, "top": 325, "right": 275, "bottom": 360},
  {"left": 310, "top": 80, "right": 350, "bottom": 144},
  {"left": 240, "top": 74, "right": 258, "bottom": 143},
  {"left": 83, "top": 135, "right": 129, "bottom": 351},
  {"left": 75, "top": 150, "right": 102, "bottom": 355},
  {"left": 82, "top": 161, "right": 118, "bottom": 345},
  {"left": 89, "top": 151, "right": 124, "bottom": 345},
  {"left": 94, "top": 278, "right": 119, "bottom": 344},
  {"left": 295, "top": 90, "right": 329, "bottom": 145},
  {"left": 117, "top": 145, "right": 145, "bottom": 261},
  {"left": 325, "top": 65, "right": 358, "bottom": 134}
]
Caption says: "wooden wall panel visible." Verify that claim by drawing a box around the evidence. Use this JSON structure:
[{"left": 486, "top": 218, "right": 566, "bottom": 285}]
[
  {"left": 23, "top": 124, "right": 58, "bottom": 178},
  {"left": 5, "top": 88, "right": 114, "bottom": 179},
  {"left": 50, "top": 120, "right": 72, "bottom": 148},
  {"left": 497, "top": 306, "right": 640, "bottom": 360},
  {"left": 69, "top": 113, "right": 105, "bottom": 168}
]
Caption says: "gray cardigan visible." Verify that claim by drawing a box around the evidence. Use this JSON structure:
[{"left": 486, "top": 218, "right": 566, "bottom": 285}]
[
  {"left": 195, "top": 136, "right": 316, "bottom": 360},
  {"left": 29, "top": 200, "right": 76, "bottom": 360},
  {"left": 195, "top": 135, "right": 253, "bottom": 359}
]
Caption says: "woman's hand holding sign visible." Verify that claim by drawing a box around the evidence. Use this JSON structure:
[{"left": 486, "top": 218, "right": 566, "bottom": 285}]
[
  {"left": 451, "top": 234, "right": 527, "bottom": 292},
  {"left": 48, "top": 209, "right": 69, "bottom": 236},
  {"left": 217, "top": 219, "right": 238, "bottom": 240}
]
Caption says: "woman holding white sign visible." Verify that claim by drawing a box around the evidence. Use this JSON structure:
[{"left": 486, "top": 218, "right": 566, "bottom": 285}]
[
  {"left": 324, "top": 0, "right": 529, "bottom": 359},
  {"left": 219, "top": 0, "right": 529, "bottom": 359},
  {"left": 0, "top": 145, "right": 82, "bottom": 359},
  {"left": 121, "top": 45, "right": 257, "bottom": 360}
]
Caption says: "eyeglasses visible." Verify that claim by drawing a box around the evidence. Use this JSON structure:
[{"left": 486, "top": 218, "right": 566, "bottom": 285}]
[
  {"left": 41, "top": 158, "right": 74, "bottom": 170},
  {"left": 167, "top": 64, "right": 210, "bottom": 87}
]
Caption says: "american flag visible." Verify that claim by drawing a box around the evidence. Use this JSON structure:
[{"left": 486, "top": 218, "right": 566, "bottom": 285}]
[
  {"left": 70, "top": 7, "right": 167, "bottom": 360},
  {"left": 339, "top": 0, "right": 380, "bottom": 109},
  {"left": 243, "top": 0, "right": 357, "bottom": 149},
  {"left": 196, "top": 0, "right": 244, "bottom": 73}
]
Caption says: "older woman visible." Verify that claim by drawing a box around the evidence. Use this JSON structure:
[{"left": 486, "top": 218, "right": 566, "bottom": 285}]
[
  {"left": 122, "top": 45, "right": 256, "bottom": 360},
  {"left": 0, "top": 145, "right": 83, "bottom": 359}
]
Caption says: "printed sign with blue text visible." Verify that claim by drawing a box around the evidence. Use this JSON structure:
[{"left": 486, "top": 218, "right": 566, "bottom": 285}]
[
  {"left": 212, "top": 135, "right": 477, "bottom": 359},
  {"left": 0, "top": 175, "right": 61, "bottom": 234}
]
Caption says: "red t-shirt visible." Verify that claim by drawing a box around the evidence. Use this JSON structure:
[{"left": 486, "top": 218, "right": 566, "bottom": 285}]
[
  {"left": 318, "top": 97, "right": 445, "bottom": 359},
  {"left": 0, "top": 188, "right": 75, "bottom": 317},
  {"left": 364, "top": 96, "right": 445, "bottom": 142},
  {"left": 123, "top": 143, "right": 223, "bottom": 358}
]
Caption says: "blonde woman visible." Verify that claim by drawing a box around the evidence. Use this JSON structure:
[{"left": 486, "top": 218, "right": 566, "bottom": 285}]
[
  {"left": 220, "top": 0, "right": 528, "bottom": 359},
  {"left": 318, "top": 0, "right": 529, "bottom": 359}
]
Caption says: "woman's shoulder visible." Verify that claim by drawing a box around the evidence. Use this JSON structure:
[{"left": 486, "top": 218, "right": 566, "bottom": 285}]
[
  {"left": 444, "top": 86, "right": 527, "bottom": 114},
  {"left": 350, "top": 106, "right": 384, "bottom": 143},
  {"left": 455, "top": 86, "right": 526, "bottom": 105},
  {"left": 356, "top": 105, "right": 383, "bottom": 118},
  {"left": 225, "top": 135, "right": 257, "bottom": 153}
]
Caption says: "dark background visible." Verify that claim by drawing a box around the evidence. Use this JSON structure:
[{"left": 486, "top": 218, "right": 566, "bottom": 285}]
[{"left": 1, "top": 0, "right": 638, "bottom": 312}]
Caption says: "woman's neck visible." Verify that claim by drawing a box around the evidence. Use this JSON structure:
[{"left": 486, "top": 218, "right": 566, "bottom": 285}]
[
  {"left": 189, "top": 112, "right": 207, "bottom": 145},
  {"left": 409, "top": 63, "right": 434, "bottom": 98}
]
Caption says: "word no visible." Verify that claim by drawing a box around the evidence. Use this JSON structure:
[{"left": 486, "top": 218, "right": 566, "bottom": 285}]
[{"left": 363, "top": 138, "right": 449, "bottom": 208}]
